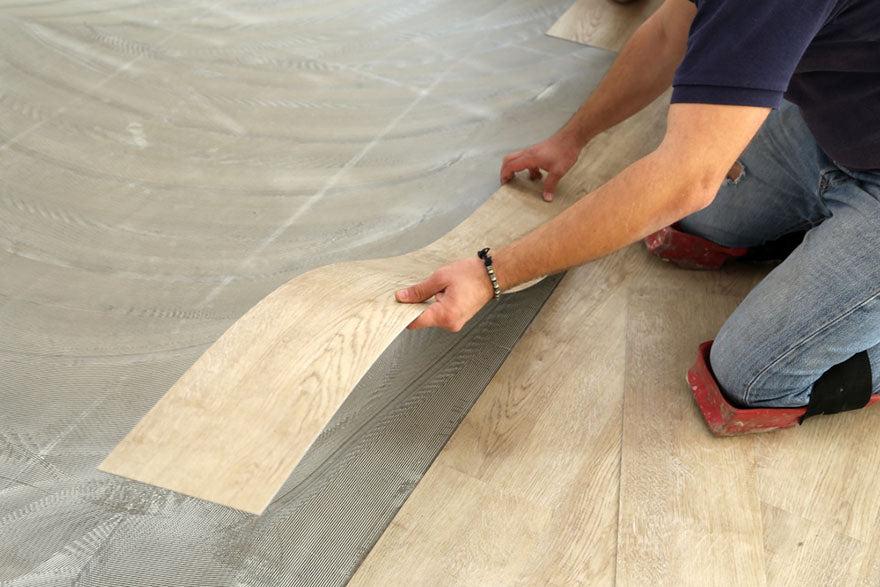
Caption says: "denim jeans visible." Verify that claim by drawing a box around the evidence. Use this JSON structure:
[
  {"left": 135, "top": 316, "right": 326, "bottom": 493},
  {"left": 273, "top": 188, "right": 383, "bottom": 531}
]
[{"left": 678, "top": 101, "right": 880, "bottom": 408}]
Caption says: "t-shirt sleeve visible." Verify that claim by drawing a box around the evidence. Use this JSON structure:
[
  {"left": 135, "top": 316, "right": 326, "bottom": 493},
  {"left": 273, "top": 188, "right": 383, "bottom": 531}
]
[{"left": 672, "top": 0, "right": 839, "bottom": 108}]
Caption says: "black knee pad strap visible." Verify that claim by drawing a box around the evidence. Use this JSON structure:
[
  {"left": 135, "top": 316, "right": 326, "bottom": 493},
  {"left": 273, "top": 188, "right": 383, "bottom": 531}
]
[{"left": 801, "top": 351, "right": 873, "bottom": 423}]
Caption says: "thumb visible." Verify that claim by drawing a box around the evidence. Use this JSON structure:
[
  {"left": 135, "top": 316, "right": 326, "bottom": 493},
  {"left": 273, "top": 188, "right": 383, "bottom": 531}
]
[
  {"left": 396, "top": 272, "right": 443, "bottom": 303},
  {"left": 542, "top": 172, "right": 562, "bottom": 202},
  {"left": 407, "top": 303, "right": 444, "bottom": 330}
]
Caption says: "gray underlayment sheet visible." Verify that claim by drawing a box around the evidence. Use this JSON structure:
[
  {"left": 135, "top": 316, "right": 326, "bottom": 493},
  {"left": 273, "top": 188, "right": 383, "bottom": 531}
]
[{"left": 0, "top": 1, "right": 611, "bottom": 584}]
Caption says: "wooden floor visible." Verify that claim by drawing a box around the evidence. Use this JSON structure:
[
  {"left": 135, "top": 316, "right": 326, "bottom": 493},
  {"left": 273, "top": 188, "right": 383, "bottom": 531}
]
[{"left": 353, "top": 1, "right": 880, "bottom": 584}]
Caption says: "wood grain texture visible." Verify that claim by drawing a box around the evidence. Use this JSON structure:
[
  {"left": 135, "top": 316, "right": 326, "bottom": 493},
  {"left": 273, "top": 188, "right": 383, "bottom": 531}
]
[
  {"left": 548, "top": 0, "right": 663, "bottom": 51},
  {"left": 755, "top": 395, "right": 880, "bottom": 585},
  {"left": 1, "top": 1, "right": 636, "bottom": 583},
  {"left": 761, "top": 503, "right": 864, "bottom": 586},
  {"left": 357, "top": 4, "right": 880, "bottom": 583},
  {"left": 756, "top": 407, "right": 880, "bottom": 543},
  {"left": 351, "top": 90, "right": 668, "bottom": 583},
  {"left": 352, "top": 247, "right": 641, "bottom": 587},
  {"left": 99, "top": 87, "right": 670, "bottom": 515},
  {"left": 616, "top": 285, "right": 767, "bottom": 586}
]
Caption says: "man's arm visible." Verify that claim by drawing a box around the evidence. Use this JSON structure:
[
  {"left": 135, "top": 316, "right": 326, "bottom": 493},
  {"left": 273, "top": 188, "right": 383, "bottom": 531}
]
[
  {"left": 396, "top": 103, "right": 770, "bottom": 331},
  {"left": 500, "top": 0, "right": 695, "bottom": 201}
]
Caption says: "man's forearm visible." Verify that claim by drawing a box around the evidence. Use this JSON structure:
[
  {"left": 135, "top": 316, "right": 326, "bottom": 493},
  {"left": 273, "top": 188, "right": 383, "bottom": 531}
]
[
  {"left": 493, "top": 149, "right": 709, "bottom": 289},
  {"left": 557, "top": 1, "right": 692, "bottom": 147},
  {"left": 398, "top": 102, "right": 769, "bottom": 332},
  {"left": 493, "top": 102, "right": 771, "bottom": 290}
]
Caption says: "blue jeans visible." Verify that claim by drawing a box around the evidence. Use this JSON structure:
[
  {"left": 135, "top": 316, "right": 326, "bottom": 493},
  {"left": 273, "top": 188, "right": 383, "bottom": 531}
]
[{"left": 678, "top": 101, "right": 880, "bottom": 408}]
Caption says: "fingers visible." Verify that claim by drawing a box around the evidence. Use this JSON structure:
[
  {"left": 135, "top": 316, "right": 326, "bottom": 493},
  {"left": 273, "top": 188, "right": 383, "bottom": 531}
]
[
  {"left": 407, "top": 303, "right": 445, "bottom": 330},
  {"left": 528, "top": 167, "right": 542, "bottom": 181},
  {"left": 499, "top": 150, "right": 524, "bottom": 183},
  {"left": 407, "top": 300, "right": 466, "bottom": 332},
  {"left": 395, "top": 272, "right": 444, "bottom": 303},
  {"left": 398, "top": 279, "right": 460, "bottom": 331},
  {"left": 500, "top": 153, "right": 538, "bottom": 184},
  {"left": 502, "top": 149, "right": 524, "bottom": 165},
  {"left": 542, "top": 172, "right": 561, "bottom": 202},
  {"left": 395, "top": 272, "right": 450, "bottom": 331}
]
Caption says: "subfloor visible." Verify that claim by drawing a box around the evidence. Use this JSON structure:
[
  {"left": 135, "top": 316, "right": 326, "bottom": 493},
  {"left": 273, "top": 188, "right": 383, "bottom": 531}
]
[{"left": 2, "top": 0, "right": 880, "bottom": 585}]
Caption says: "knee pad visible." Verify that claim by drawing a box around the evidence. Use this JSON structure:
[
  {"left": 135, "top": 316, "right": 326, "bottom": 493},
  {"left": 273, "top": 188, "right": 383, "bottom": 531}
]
[
  {"left": 644, "top": 225, "right": 806, "bottom": 270},
  {"left": 802, "top": 350, "right": 873, "bottom": 421},
  {"left": 688, "top": 341, "right": 877, "bottom": 436},
  {"left": 644, "top": 225, "right": 748, "bottom": 270}
]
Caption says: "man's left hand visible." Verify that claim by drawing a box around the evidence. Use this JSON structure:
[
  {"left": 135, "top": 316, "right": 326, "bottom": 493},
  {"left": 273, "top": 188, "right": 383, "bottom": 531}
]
[{"left": 395, "top": 258, "right": 494, "bottom": 331}]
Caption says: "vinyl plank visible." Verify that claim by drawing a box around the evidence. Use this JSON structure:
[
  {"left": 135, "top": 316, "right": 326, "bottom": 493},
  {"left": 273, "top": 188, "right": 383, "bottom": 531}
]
[
  {"left": 617, "top": 285, "right": 766, "bottom": 585},
  {"left": 761, "top": 502, "right": 864, "bottom": 586},
  {"left": 755, "top": 407, "right": 880, "bottom": 543},
  {"left": 353, "top": 248, "right": 636, "bottom": 586},
  {"left": 99, "top": 92, "right": 669, "bottom": 514},
  {"left": 352, "top": 94, "right": 668, "bottom": 583},
  {"left": 548, "top": 0, "right": 664, "bottom": 51},
  {"left": 349, "top": 463, "right": 553, "bottom": 586},
  {"left": 755, "top": 398, "right": 880, "bottom": 584}
]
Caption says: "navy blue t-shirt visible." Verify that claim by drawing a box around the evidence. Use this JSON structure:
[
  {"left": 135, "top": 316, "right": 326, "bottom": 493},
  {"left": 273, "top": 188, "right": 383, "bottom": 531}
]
[{"left": 672, "top": 0, "right": 880, "bottom": 170}]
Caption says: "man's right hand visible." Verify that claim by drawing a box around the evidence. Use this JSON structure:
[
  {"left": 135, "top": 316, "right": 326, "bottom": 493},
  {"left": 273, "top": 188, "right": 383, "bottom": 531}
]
[{"left": 499, "top": 132, "right": 582, "bottom": 202}]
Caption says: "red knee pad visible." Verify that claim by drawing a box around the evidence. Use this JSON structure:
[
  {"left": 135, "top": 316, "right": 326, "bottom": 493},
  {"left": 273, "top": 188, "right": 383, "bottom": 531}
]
[
  {"left": 644, "top": 225, "right": 748, "bottom": 270},
  {"left": 687, "top": 341, "right": 879, "bottom": 436}
]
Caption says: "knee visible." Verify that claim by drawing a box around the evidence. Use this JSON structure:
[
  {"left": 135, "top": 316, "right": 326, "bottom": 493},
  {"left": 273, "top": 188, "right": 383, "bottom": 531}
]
[
  {"left": 676, "top": 165, "right": 754, "bottom": 249},
  {"left": 708, "top": 321, "right": 810, "bottom": 408},
  {"left": 709, "top": 327, "right": 755, "bottom": 406}
]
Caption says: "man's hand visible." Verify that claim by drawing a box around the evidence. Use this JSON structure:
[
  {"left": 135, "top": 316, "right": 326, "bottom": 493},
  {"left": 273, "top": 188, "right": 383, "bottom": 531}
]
[
  {"left": 395, "top": 257, "right": 495, "bottom": 331},
  {"left": 499, "top": 132, "right": 581, "bottom": 202}
]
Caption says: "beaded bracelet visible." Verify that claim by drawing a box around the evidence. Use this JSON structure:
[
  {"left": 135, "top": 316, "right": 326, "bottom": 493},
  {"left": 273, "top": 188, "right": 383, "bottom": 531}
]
[{"left": 477, "top": 247, "right": 502, "bottom": 300}]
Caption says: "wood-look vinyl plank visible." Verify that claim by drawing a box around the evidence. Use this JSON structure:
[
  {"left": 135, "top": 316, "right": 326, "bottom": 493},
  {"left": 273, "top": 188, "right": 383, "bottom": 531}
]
[
  {"left": 357, "top": 1, "right": 880, "bottom": 582},
  {"left": 98, "top": 93, "right": 669, "bottom": 514},
  {"left": 350, "top": 90, "right": 667, "bottom": 583},
  {"left": 548, "top": 0, "right": 664, "bottom": 51},
  {"left": 856, "top": 515, "right": 880, "bottom": 584},
  {"left": 349, "top": 463, "right": 553, "bottom": 586},
  {"left": 438, "top": 248, "right": 642, "bottom": 490},
  {"left": 761, "top": 502, "right": 864, "bottom": 586},
  {"left": 353, "top": 250, "right": 636, "bottom": 586},
  {"left": 755, "top": 404, "right": 880, "bottom": 585},
  {"left": 755, "top": 407, "right": 880, "bottom": 544},
  {"left": 617, "top": 286, "right": 766, "bottom": 585}
]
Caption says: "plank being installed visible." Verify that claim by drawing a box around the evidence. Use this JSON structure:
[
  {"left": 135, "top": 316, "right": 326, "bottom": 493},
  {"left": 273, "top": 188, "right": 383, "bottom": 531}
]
[
  {"left": 352, "top": 248, "right": 643, "bottom": 586},
  {"left": 548, "top": 0, "right": 664, "bottom": 51},
  {"left": 353, "top": 4, "right": 679, "bottom": 583},
  {"left": 99, "top": 89, "right": 669, "bottom": 515}
]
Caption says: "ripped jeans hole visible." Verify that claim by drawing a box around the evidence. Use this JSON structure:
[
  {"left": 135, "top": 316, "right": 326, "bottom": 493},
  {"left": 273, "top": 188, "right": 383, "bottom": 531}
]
[{"left": 726, "top": 160, "right": 745, "bottom": 185}]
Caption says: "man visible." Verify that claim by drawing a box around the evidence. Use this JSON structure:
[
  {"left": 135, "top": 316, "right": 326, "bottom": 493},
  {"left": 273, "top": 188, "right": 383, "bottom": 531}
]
[{"left": 395, "top": 0, "right": 880, "bottom": 432}]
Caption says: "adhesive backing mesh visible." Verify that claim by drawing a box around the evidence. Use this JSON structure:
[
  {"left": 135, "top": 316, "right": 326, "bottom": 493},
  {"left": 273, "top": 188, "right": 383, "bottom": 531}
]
[{"left": 0, "top": 1, "right": 610, "bottom": 584}]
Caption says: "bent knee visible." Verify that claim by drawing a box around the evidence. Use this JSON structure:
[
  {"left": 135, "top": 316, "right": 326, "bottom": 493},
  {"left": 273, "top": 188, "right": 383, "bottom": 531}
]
[{"left": 709, "top": 326, "right": 811, "bottom": 408}]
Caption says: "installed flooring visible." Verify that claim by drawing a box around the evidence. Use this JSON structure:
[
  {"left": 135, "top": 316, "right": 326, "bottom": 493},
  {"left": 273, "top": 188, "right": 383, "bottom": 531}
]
[
  {"left": 354, "top": 1, "right": 880, "bottom": 585},
  {"left": 2, "top": 0, "right": 880, "bottom": 584}
]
